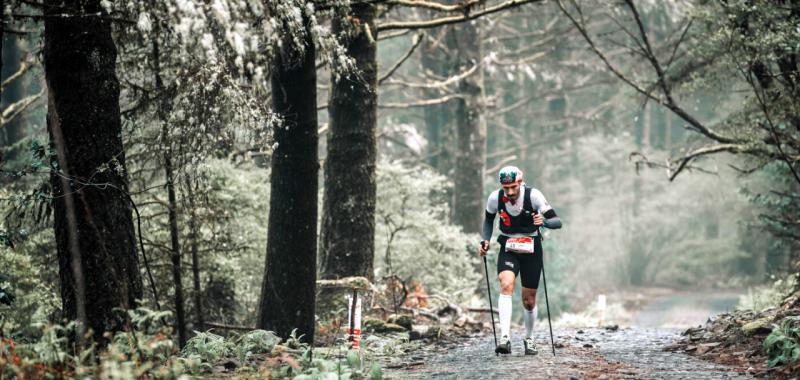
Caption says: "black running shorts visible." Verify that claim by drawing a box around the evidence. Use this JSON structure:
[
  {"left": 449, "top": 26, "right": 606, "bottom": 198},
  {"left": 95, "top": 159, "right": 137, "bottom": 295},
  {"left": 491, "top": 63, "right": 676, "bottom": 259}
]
[{"left": 496, "top": 235, "right": 543, "bottom": 289}]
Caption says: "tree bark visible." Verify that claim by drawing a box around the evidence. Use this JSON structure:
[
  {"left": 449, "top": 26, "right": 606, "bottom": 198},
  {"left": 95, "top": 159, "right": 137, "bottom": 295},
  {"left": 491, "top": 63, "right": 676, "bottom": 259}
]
[
  {"left": 421, "top": 27, "right": 455, "bottom": 174},
  {"left": 164, "top": 153, "right": 186, "bottom": 347},
  {"left": 149, "top": 10, "right": 186, "bottom": 346},
  {"left": 451, "top": 20, "right": 486, "bottom": 233},
  {"left": 185, "top": 176, "right": 203, "bottom": 331},
  {"left": 150, "top": 14, "right": 187, "bottom": 347},
  {"left": 321, "top": 3, "right": 377, "bottom": 281},
  {"left": 257, "top": 14, "right": 318, "bottom": 343},
  {"left": 44, "top": 0, "right": 142, "bottom": 344}
]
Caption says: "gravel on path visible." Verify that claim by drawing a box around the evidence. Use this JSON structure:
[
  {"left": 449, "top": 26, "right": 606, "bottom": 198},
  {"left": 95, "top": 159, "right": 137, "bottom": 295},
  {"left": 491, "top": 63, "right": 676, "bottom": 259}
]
[{"left": 384, "top": 327, "right": 753, "bottom": 379}]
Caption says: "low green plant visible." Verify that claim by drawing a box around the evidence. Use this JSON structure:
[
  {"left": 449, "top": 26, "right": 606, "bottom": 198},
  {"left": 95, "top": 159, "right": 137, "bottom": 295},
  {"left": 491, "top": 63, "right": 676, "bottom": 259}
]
[
  {"left": 232, "top": 329, "right": 281, "bottom": 362},
  {"left": 182, "top": 330, "right": 233, "bottom": 363},
  {"left": 1, "top": 308, "right": 387, "bottom": 379},
  {"left": 763, "top": 316, "right": 800, "bottom": 368},
  {"left": 2, "top": 308, "right": 192, "bottom": 379}
]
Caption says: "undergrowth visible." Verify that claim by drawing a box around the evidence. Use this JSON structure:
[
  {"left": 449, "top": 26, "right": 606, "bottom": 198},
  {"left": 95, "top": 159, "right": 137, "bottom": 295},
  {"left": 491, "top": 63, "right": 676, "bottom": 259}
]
[
  {"left": 764, "top": 316, "right": 800, "bottom": 369},
  {"left": 0, "top": 308, "right": 383, "bottom": 379}
]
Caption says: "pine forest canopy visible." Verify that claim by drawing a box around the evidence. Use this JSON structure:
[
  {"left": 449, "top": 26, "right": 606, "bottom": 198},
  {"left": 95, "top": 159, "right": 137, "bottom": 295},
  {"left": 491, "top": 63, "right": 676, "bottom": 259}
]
[{"left": 0, "top": 0, "right": 797, "bottom": 362}]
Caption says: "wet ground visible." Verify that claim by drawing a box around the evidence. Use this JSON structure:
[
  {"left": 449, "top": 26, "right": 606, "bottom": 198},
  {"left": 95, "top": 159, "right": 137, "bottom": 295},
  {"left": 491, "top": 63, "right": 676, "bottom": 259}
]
[{"left": 384, "top": 327, "right": 753, "bottom": 379}]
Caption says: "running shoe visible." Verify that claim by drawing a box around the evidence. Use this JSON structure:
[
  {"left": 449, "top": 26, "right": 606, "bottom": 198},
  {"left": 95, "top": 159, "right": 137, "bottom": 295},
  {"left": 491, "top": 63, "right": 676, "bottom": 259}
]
[
  {"left": 495, "top": 335, "right": 511, "bottom": 354},
  {"left": 523, "top": 337, "right": 538, "bottom": 355}
]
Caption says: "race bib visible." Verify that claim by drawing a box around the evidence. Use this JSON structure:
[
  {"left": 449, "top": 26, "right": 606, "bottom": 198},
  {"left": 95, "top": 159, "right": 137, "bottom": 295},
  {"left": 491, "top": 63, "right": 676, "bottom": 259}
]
[{"left": 505, "top": 237, "right": 534, "bottom": 254}]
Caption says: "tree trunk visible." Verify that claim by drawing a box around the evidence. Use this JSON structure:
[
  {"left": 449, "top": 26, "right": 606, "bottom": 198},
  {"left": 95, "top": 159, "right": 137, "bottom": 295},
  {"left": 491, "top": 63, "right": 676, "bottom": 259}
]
[
  {"left": 421, "top": 28, "right": 455, "bottom": 174},
  {"left": 164, "top": 153, "right": 186, "bottom": 347},
  {"left": 321, "top": 3, "right": 377, "bottom": 281},
  {"left": 185, "top": 176, "right": 204, "bottom": 331},
  {"left": 451, "top": 20, "right": 486, "bottom": 234},
  {"left": 257, "top": 15, "right": 318, "bottom": 343},
  {"left": 44, "top": 0, "right": 142, "bottom": 344},
  {"left": 150, "top": 13, "right": 186, "bottom": 346}
]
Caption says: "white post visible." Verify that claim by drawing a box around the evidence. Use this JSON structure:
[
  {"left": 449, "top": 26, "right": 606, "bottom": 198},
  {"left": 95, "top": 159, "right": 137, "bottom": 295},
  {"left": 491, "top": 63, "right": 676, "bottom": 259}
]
[{"left": 347, "top": 292, "right": 363, "bottom": 349}]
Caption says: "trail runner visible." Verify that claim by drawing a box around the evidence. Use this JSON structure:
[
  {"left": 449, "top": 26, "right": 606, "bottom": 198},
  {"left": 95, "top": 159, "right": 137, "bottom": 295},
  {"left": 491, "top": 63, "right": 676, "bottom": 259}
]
[{"left": 478, "top": 166, "right": 562, "bottom": 355}]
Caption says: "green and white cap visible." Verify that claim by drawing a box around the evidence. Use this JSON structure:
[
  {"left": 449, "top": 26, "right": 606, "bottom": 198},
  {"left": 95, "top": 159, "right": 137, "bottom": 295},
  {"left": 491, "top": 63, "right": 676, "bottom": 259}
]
[{"left": 498, "top": 166, "right": 523, "bottom": 185}]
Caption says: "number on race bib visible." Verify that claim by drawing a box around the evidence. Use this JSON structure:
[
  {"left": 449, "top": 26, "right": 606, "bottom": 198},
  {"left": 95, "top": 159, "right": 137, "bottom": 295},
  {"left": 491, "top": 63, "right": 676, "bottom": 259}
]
[{"left": 505, "top": 237, "right": 534, "bottom": 254}]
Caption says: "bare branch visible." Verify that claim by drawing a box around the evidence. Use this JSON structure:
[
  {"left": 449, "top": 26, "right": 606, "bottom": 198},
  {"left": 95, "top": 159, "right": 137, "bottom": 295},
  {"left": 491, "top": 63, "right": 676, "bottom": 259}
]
[
  {"left": 556, "top": 0, "right": 741, "bottom": 145},
  {"left": 386, "top": 0, "right": 486, "bottom": 12},
  {"left": 485, "top": 155, "right": 518, "bottom": 176},
  {"left": 378, "top": 29, "right": 412, "bottom": 41},
  {"left": 1, "top": 88, "right": 45, "bottom": 128},
  {"left": 379, "top": 94, "right": 461, "bottom": 108},
  {"left": 1, "top": 60, "right": 34, "bottom": 91},
  {"left": 746, "top": 70, "right": 800, "bottom": 185},
  {"left": 378, "top": 0, "right": 543, "bottom": 32},
  {"left": 382, "top": 62, "right": 479, "bottom": 89},
  {"left": 379, "top": 32, "right": 425, "bottom": 85}
]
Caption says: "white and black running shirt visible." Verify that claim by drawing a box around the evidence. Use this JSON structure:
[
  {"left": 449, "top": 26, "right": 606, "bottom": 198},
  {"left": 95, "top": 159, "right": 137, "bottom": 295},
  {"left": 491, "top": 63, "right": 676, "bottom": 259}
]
[{"left": 485, "top": 184, "right": 553, "bottom": 238}]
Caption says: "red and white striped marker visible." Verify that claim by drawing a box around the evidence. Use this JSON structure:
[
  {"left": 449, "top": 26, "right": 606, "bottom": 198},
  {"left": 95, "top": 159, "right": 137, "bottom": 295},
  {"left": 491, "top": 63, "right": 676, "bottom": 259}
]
[{"left": 347, "top": 294, "right": 362, "bottom": 349}]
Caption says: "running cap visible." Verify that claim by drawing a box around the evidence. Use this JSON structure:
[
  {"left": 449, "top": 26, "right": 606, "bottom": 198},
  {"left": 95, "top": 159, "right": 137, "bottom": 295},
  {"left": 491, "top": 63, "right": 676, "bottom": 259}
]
[{"left": 498, "top": 166, "right": 523, "bottom": 185}]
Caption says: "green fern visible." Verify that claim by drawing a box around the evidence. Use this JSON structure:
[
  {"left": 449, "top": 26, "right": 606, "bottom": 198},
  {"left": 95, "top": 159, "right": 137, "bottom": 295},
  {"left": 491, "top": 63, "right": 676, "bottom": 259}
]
[
  {"left": 764, "top": 316, "right": 800, "bottom": 368},
  {"left": 182, "top": 331, "right": 233, "bottom": 363},
  {"left": 232, "top": 329, "right": 281, "bottom": 362}
]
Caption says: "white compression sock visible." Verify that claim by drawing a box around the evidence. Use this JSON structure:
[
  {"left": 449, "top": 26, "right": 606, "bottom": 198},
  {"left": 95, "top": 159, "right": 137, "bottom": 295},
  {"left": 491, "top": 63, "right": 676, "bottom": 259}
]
[
  {"left": 524, "top": 305, "right": 537, "bottom": 338},
  {"left": 498, "top": 294, "right": 512, "bottom": 339}
]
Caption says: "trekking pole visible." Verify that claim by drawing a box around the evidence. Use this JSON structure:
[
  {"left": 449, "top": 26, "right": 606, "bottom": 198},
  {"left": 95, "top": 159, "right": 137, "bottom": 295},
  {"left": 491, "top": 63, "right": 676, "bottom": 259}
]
[
  {"left": 482, "top": 254, "right": 498, "bottom": 356},
  {"left": 541, "top": 262, "right": 556, "bottom": 356}
]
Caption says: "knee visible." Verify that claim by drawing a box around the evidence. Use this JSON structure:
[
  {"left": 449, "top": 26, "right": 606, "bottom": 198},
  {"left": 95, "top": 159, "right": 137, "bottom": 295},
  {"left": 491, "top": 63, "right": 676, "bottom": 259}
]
[
  {"left": 499, "top": 280, "right": 515, "bottom": 295},
  {"left": 522, "top": 293, "right": 537, "bottom": 310},
  {"left": 523, "top": 298, "right": 536, "bottom": 310}
]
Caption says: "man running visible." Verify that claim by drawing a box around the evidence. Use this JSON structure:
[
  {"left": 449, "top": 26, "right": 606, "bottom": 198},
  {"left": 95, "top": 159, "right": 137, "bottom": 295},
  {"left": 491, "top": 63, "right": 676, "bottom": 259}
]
[{"left": 478, "top": 166, "right": 562, "bottom": 355}]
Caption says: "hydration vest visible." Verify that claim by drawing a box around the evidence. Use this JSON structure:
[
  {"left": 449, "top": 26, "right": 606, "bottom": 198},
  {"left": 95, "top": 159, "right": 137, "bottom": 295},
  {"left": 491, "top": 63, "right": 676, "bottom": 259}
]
[{"left": 497, "top": 187, "right": 539, "bottom": 235}]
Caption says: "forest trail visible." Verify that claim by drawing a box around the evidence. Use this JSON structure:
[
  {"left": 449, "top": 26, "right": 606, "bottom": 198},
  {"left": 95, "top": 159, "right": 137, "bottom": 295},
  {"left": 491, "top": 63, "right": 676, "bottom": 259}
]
[
  {"left": 385, "top": 290, "right": 750, "bottom": 379},
  {"left": 384, "top": 327, "right": 751, "bottom": 379}
]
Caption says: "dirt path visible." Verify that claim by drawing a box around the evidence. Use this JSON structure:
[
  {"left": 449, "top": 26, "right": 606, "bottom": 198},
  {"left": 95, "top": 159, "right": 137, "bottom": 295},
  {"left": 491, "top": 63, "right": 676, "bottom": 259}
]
[{"left": 384, "top": 327, "right": 752, "bottom": 379}]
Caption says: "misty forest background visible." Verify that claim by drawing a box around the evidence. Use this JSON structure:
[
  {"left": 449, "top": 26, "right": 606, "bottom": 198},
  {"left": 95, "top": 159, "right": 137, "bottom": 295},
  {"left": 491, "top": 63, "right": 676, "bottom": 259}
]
[{"left": 1, "top": 0, "right": 799, "bottom": 358}]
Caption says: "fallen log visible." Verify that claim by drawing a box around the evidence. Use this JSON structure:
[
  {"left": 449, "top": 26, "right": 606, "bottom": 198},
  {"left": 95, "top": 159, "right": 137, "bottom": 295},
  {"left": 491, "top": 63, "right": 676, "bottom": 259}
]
[
  {"left": 467, "top": 307, "right": 499, "bottom": 315},
  {"left": 399, "top": 306, "right": 440, "bottom": 322},
  {"left": 204, "top": 322, "right": 255, "bottom": 331}
]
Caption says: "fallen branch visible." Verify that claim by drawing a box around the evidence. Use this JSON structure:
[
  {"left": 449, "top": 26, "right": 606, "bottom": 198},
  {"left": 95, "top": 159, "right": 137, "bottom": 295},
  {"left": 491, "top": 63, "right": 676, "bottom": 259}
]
[
  {"left": 204, "top": 322, "right": 255, "bottom": 331},
  {"left": 399, "top": 306, "right": 441, "bottom": 322},
  {"left": 467, "top": 307, "right": 499, "bottom": 315}
]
